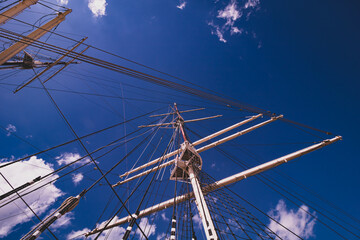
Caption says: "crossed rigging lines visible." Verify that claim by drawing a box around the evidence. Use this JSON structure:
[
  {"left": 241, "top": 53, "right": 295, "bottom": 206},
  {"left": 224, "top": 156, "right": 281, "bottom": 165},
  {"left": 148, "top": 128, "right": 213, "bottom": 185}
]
[
  {"left": 0, "top": 5, "right": 358, "bottom": 239},
  {"left": 0, "top": 10, "right": 333, "bottom": 135},
  {"left": 0, "top": 103, "right": 358, "bottom": 239}
]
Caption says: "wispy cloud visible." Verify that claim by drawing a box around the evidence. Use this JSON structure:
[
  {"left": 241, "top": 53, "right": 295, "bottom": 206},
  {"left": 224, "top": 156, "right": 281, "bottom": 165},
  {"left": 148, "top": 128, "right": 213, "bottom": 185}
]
[
  {"left": 268, "top": 200, "right": 316, "bottom": 240},
  {"left": 72, "top": 173, "right": 84, "bottom": 185},
  {"left": 57, "top": 0, "right": 69, "bottom": 5},
  {"left": 135, "top": 217, "right": 156, "bottom": 238},
  {"left": 177, "top": 0, "right": 187, "bottom": 10},
  {"left": 88, "top": 0, "right": 108, "bottom": 17},
  {"left": 56, "top": 152, "right": 90, "bottom": 167},
  {"left": 5, "top": 124, "right": 16, "bottom": 136},
  {"left": 67, "top": 228, "right": 91, "bottom": 240},
  {"left": 192, "top": 213, "right": 202, "bottom": 228},
  {"left": 244, "top": 0, "right": 259, "bottom": 9},
  {"left": 50, "top": 212, "right": 74, "bottom": 230},
  {"left": 208, "top": 21, "right": 227, "bottom": 43},
  {"left": 156, "top": 232, "right": 169, "bottom": 240},
  {"left": 67, "top": 216, "right": 125, "bottom": 239},
  {"left": 208, "top": 0, "right": 260, "bottom": 43},
  {"left": 231, "top": 26, "right": 243, "bottom": 35},
  {"left": 217, "top": 0, "right": 242, "bottom": 26},
  {"left": 161, "top": 212, "right": 169, "bottom": 221},
  {"left": 0, "top": 156, "right": 62, "bottom": 237}
]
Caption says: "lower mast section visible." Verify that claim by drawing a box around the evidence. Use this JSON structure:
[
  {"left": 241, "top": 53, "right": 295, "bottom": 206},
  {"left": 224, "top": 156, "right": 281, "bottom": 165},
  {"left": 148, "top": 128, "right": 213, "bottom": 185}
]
[
  {"left": 188, "top": 165, "right": 218, "bottom": 240},
  {"left": 170, "top": 140, "right": 219, "bottom": 240}
]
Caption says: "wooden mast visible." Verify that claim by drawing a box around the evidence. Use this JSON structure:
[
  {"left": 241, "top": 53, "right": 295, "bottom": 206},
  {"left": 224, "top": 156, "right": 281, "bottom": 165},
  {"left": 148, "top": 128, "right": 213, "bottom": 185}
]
[
  {"left": 0, "top": 9, "right": 72, "bottom": 65},
  {"left": 0, "top": 0, "right": 39, "bottom": 25}
]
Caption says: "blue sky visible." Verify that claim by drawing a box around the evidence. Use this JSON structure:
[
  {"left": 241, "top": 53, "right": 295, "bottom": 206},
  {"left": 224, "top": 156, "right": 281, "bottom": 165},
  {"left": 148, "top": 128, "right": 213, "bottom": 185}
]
[{"left": 0, "top": 0, "right": 359, "bottom": 239}]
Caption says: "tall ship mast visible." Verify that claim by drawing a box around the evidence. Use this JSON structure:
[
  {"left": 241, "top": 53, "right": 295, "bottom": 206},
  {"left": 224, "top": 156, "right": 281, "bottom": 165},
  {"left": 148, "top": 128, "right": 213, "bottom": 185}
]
[{"left": 0, "top": 1, "right": 358, "bottom": 240}]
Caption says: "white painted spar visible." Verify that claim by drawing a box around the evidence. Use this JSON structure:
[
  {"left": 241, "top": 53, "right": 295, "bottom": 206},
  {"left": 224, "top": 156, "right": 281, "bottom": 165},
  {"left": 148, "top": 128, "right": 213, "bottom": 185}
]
[
  {"left": 210, "top": 135, "right": 342, "bottom": 189},
  {"left": 87, "top": 136, "right": 341, "bottom": 235},
  {"left": 119, "top": 114, "right": 265, "bottom": 179},
  {"left": 196, "top": 115, "right": 282, "bottom": 153},
  {"left": 115, "top": 114, "right": 278, "bottom": 186},
  {"left": 192, "top": 113, "right": 263, "bottom": 146}
]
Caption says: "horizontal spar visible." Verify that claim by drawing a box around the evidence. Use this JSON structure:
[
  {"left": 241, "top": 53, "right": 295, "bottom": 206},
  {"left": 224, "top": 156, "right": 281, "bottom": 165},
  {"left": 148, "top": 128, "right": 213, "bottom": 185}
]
[
  {"left": 114, "top": 115, "right": 277, "bottom": 186},
  {"left": 119, "top": 114, "right": 264, "bottom": 179},
  {"left": 150, "top": 108, "right": 205, "bottom": 117},
  {"left": 196, "top": 114, "right": 282, "bottom": 153},
  {"left": 87, "top": 136, "right": 342, "bottom": 236}
]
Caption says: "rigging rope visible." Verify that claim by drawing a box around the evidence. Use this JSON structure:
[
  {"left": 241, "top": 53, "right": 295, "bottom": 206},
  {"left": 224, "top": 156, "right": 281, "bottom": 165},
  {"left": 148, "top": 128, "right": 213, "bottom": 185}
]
[{"left": 0, "top": 26, "right": 334, "bottom": 136}]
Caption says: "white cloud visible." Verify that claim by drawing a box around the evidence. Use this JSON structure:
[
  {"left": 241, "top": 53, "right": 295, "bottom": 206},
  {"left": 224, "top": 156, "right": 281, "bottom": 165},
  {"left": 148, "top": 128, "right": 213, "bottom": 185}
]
[
  {"left": 66, "top": 228, "right": 91, "bottom": 240},
  {"left": 161, "top": 212, "right": 169, "bottom": 221},
  {"left": 72, "top": 173, "right": 84, "bottom": 185},
  {"left": 88, "top": 0, "right": 107, "bottom": 17},
  {"left": 57, "top": 0, "right": 69, "bottom": 5},
  {"left": 231, "top": 26, "right": 243, "bottom": 35},
  {"left": 50, "top": 212, "right": 74, "bottom": 230},
  {"left": 192, "top": 213, "right": 202, "bottom": 228},
  {"left": 268, "top": 200, "right": 316, "bottom": 240},
  {"left": 157, "top": 232, "right": 169, "bottom": 240},
  {"left": 67, "top": 216, "right": 126, "bottom": 240},
  {"left": 0, "top": 156, "right": 63, "bottom": 238},
  {"left": 135, "top": 217, "right": 156, "bottom": 238},
  {"left": 244, "top": 0, "right": 260, "bottom": 9},
  {"left": 208, "top": 22, "right": 227, "bottom": 43},
  {"left": 176, "top": 1, "right": 187, "bottom": 10},
  {"left": 5, "top": 124, "right": 16, "bottom": 136},
  {"left": 68, "top": 217, "right": 156, "bottom": 239},
  {"left": 208, "top": 0, "right": 260, "bottom": 43},
  {"left": 56, "top": 152, "right": 90, "bottom": 167},
  {"left": 217, "top": 1, "right": 242, "bottom": 26}
]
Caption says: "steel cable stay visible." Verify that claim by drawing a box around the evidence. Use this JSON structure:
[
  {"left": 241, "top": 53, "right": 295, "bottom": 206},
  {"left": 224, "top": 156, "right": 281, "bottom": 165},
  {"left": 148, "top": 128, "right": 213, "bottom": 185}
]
[
  {"left": 258, "top": 171, "right": 360, "bottom": 238},
  {"left": 188, "top": 120, "right": 356, "bottom": 222},
  {"left": 86, "top": 127, "right": 177, "bottom": 238},
  {"left": 20, "top": 118, "right": 165, "bottom": 240},
  {"left": 200, "top": 172, "right": 258, "bottom": 240},
  {"left": 0, "top": 172, "right": 59, "bottom": 240},
  {"left": 93, "top": 132, "right": 167, "bottom": 240},
  {"left": 1, "top": 7, "right": 260, "bottom": 104},
  {"left": 0, "top": 95, "right": 344, "bottom": 240},
  {"left": 0, "top": 81, "right": 182, "bottom": 105},
  {"left": 0, "top": 0, "right": 21, "bottom": 12},
  {"left": 119, "top": 132, "right": 179, "bottom": 233},
  {"left": 201, "top": 172, "right": 303, "bottom": 240},
  {"left": 0, "top": 126, "right": 153, "bottom": 213},
  {"left": 0, "top": 123, "right": 158, "bottom": 211},
  {"left": 186, "top": 126, "right": 358, "bottom": 239},
  {"left": 0, "top": 107, "right": 163, "bottom": 170},
  {"left": 81, "top": 105, "right": 339, "bottom": 240},
  {"left": 0, "top": 4, "right": 348, "bottom": 240},
  {"left": 1, "top": 6, "right": 348, "bottom": 239},
  {"left": 237, "top": 145, "right": 360, "bottom": 234},
  {"left": 0, "top": 26, "right": 334, "bottom": 136},
  {"left": 57, "top": 67, "right": 222, "bottom": 108},
  {"left": 0, "top": 125, "right": 152, "bottom": 205},
  {"left": 0, "top": 27, "right": 332, "bottom": 139},
  {"left": 225, "top": 143, "right": 360, "bottom": 236},
  {"left": 93, "top": 125, "right": 177, "bottom": 240},
  {"left": 94, "top": 121, "right": 171, "bottom": 240},
  {"left": 199, "top": 172, "right": 281, "bottom": 240},
  {"left": 203, "top": 159, "right": 352, "bottom": 240},
  {"left": 273, "top": 169, "right": 360, "bottom": 225}
]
